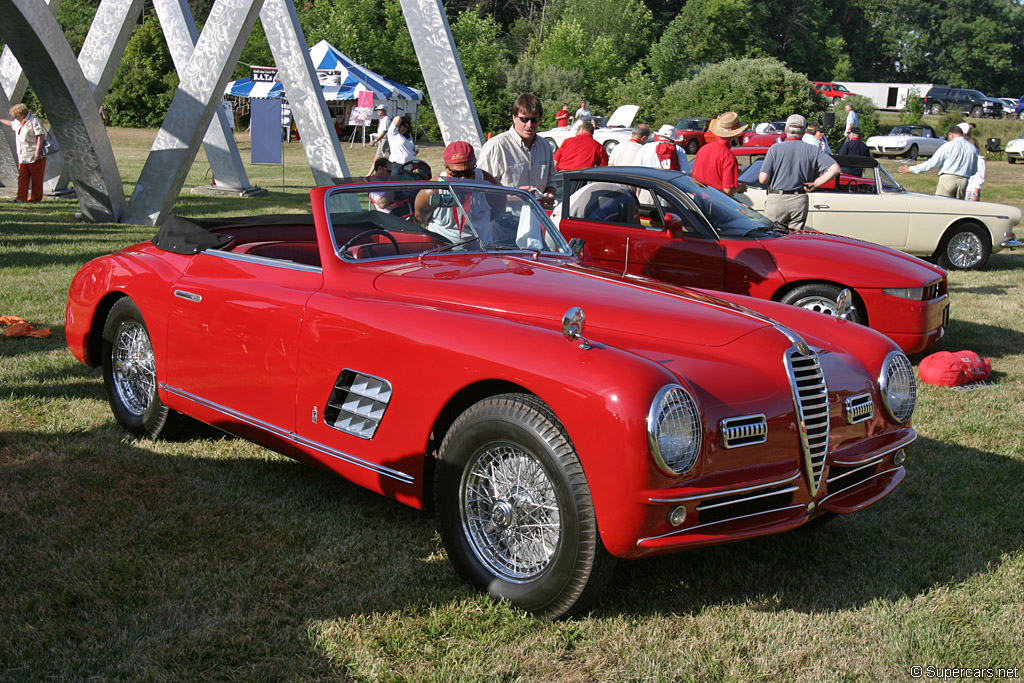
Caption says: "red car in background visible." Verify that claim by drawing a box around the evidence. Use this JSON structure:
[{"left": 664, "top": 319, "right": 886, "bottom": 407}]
[
  {"left": 741, "top": 121, "right": 786, "bottom": 147},
  {"left": 674, "top": 117, "right": 712, "bottom": 154},
  {"left": 553, "top": 166, "right": 949, "bottom": 355},
  {"left": 814, "top": 81, "right": 858, "bottom": 104}
]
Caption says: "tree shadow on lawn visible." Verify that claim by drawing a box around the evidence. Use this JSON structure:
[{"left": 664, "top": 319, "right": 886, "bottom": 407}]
[
  {"left": 602, "top": 435, "right": 1023, "bottom": 617},
  {"left": 0, "top": 425, "right": 463, "bottom": 675}
]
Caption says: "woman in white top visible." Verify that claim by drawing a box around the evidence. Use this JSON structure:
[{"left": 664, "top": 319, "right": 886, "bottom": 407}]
[
  {"left": 386, "top": 115, "right": 416, "bottom": 169},
  {"left": 0, "top": 103, "right": 46, "bottom": 202}
]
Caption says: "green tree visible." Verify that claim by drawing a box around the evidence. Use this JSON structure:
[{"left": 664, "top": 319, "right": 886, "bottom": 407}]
[
  {"left": 105, "top": 15, "right": 178, "bottom": 127},
  {"left": 502, "top": 54, "right": 583, "bottom": 129},
  {"left": 899, "top": 88, "right": 924, "bottom": 125},
  {"left": 661, "top": 57, "right": 824, "bottom": 126},
  {"left": 451, "top": 9, "right": 511, "bottom": 135}
]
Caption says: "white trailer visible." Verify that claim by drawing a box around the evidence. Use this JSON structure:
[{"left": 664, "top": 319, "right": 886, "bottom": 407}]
[{"left": 835, "top": 82, "right": 936, "bottom": 111}]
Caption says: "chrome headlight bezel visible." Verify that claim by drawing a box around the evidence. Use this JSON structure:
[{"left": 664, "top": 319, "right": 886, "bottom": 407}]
[
  {"left": 647, "top": 384, "right": 702, "bottom": 476},
  {"left": 879, "top": 351, "right": 916, "bottom": 424}
]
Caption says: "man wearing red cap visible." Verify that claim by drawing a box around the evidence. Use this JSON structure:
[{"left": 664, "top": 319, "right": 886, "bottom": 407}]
[
  {"left": 553, "top": 120, "right": 609, "bottom": 171},
  {"left": 692, "top": 112, "right": 748, "bottom": 195},
  {"left": 414, "top": 141, "right": 501, "bottom": 237}
]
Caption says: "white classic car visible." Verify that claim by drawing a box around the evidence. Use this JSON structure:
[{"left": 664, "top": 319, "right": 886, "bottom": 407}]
[
  {"left": 866, "top": 125, "right": 945, "bottom": 160},
  {"left": 733, "top": 149, "right": 1021, "bottom": 270},
  {"left": 1005, "top": 136, "right": 1024, "bottom": 163},
  {"left": 539, "top": 105, "right": 638, "bottom": 155}
]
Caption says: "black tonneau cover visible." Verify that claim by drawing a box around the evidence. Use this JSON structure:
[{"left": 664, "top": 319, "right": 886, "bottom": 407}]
[{"left": 152, "top": 214, "right": 315, "bottom": 255}]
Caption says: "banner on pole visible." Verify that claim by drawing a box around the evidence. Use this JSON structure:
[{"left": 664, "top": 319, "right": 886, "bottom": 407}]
[{"left": 251, "top": 98, "right": 283, "bottom": 165}]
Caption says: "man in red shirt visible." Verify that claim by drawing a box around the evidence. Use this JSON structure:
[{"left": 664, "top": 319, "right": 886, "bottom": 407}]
[
  {"left": 692, "top": 112, "right": 748, "bottom": 195},
  {"left": 553, "top": 120, "right": 609, "bottom": 171},
  {"left": 555, "top": 104, "right": 570, "bottom": 128}
]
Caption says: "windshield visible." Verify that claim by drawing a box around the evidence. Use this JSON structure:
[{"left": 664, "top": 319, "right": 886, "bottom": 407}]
[
  {"left": 668, "top": 174, "right": 776, "bottom": 237},
  {"left": 877, "top": 164, "right": 905, "bottom": 194},
  {"left": 326, "top": 181, "right": 572, "bottom": 260}
]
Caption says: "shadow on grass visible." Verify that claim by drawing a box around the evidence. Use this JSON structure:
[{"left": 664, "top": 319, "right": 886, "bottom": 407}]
[
  {"left": 603, "top": 435, "right": 1023, "bottom": 617},
  {"left": 919, "top": 318, "right": 1024, "bottom": 359}
]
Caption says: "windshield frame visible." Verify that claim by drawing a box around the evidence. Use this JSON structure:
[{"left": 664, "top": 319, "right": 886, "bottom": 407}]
[{"left": 323, "top": 180, "right": 574, "bottom": 260}]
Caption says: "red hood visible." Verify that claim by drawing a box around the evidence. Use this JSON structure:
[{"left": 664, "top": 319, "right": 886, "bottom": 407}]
[
  {"left": 372, "top": 255, "right": 776, "bottom": 348},
  {"left": 759, "top": 231, "right": 945, "bottom": 287}
]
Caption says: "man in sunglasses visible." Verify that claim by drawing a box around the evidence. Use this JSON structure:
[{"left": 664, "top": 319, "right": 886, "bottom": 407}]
[{"left": 478, "top": 93, "right": 556, "bottom": 209}]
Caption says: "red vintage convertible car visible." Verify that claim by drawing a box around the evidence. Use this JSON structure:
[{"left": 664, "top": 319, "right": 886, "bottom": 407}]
[
  {"left": 552, "top": 166, "right": 949, "bottom": 355},
  {"left": 66, "top": 179, "right": 917, "bottom": 618}
]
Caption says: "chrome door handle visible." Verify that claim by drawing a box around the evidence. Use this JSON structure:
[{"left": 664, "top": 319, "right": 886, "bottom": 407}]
[
  {"left": 173, "top": 290, "right": 202, "bottom": 303},
  {"left": 813, "top": 204, "right": 830, "bottom": 209}
]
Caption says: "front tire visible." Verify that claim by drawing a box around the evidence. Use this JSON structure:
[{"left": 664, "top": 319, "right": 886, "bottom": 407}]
[
  {"left": 780, "top": 283, "right": 865, "bottom": 324},
  {"left": 970, "top": 106, "right": 983, "bottom": 118},
  {"left": 101, "top": 297, "right": 182, "bottom": 438},
  {"left": 937, "top": 224, "right": 990, "bottom": 270},
  {"left": 686, "top": 139, "right": 699, "bottom": 155},
  {"left": 434, "top": 394, "right": 615, "bottom": 619}
]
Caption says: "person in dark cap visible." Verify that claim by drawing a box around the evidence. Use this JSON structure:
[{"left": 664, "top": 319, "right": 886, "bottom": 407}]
[
  {"left": 837, "top": 127, "right": 871, "bottom": 176},
  {"left": 758, "top": 114, "right": 840, "bottom": 230},
  {"left": 414, "top": 141, "right": 503, "bottom": 241}
]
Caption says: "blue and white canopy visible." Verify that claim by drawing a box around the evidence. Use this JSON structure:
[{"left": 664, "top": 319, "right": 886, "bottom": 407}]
[{"left": 224, "top": 40, "right": 423, "bottom": 103}]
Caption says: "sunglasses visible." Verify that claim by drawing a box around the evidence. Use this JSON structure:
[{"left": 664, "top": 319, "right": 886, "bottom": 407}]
[
  {"left": 517, "top": 116, "right": 539, "bottom": 124},
  {"left": 446, "top": 165, "right": 476, "bottom": 178}
]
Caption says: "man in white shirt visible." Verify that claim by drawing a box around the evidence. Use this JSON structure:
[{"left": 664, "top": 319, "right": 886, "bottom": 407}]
[{"left": 608, "top": 124, "right": 651, "bottom": 166}]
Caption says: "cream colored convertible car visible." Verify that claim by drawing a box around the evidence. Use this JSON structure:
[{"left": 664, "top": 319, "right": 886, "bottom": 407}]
[{"left": 734, "top": 150, "right": 1021, "bottom": 270}]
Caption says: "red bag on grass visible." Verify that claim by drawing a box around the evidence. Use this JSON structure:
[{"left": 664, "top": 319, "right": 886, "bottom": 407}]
[{"left": 919, "top": 350, "right": 991, "bottom": 387}]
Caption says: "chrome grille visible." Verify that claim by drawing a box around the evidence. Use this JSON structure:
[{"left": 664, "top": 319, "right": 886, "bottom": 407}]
[
  {"left": 720, "top": 414, "right": 767, "bottom": 448},
  {"left": 785, "top": 347, "right": 830, "bottom": 496},
  {"left": 323, "top": 370, "right": 393, "bottom": 439},
  {"left": 844, "top": 393, "right": 874, "bottom": 424}
]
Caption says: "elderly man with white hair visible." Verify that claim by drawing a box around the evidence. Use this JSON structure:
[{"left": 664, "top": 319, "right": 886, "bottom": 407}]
[
  {"left": 636, "top": 124, "right": 690, "bottom": 173},
  {"left": 757, "top": 114, "right": 840, "bottom": 230}
]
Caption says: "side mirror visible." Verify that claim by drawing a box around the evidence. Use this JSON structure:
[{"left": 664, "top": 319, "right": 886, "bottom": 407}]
[
  {"left": 663, "top": 212, "right": 684, "bottom": 232},
  {"left": 568, "top": 237, "right": 585, "bottom": 257}
]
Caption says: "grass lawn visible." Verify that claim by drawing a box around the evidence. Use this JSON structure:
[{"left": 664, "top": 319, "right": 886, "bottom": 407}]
[{"left": 2, "top": 127, "right": 1024, "bottom": 681}]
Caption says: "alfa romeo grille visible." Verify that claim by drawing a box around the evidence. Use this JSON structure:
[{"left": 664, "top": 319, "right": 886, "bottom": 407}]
[
  {"left": 720, "top": 414, "right": 767, "bottom": 449},
  {"left": 785, "top": 347, "right": 830, "bottom": 496},
  {"left": 323, "top": 370, "right": 393, "bottom": 439}
]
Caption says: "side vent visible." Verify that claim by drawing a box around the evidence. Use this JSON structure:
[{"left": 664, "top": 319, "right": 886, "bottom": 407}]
[
  {"left": 844, "top": 393, "right": 874, "bottom": 424},
  {"left": 323, "top": 370, "right": 393, "bottom": 439},
  {"left": 720, "top": 414, "right": 767, "bottom": 449}
]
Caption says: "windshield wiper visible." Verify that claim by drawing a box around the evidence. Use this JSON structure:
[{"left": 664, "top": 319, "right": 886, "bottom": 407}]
[{"left": 418, "top": 235, "right": 480, "bottom": 260}]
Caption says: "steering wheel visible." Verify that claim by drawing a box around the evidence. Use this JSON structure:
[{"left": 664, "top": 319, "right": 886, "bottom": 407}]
[{"left": 341, "top": 229, "right": 400, "bottom": 257}]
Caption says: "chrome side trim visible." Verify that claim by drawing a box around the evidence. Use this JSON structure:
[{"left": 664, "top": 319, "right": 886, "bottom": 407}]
[
  {"left": 206, "top": 248, "right": 323, "bottom": 273},
  {"left": 695, "top": 485, "right": 799, "bottom": 512},
  {"left": 173, "top": 289, "right": 202, "bottom": 303},
  {"left": 831, "top": 433, "right": 916, "bottom": 466},
  {"left": 648, "top": 472, "right": 800, "bottom": 504},
  {"left": 637, "top": 503, "right": 806, "bottom": 545},
  {"left": 159, "top": 384, "right": 414, "bottom": 484},
  {"left": 826, "top": 457, "right": 883, "bottom": 484},
  {"left": 818, "top": 466, "right": 903, "bottom": 506}
]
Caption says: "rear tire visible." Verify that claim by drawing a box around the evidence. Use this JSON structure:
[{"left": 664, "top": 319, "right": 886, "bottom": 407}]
[
  {"left": 930, "top": 103, "right": 943, "bottom": 116},
  {"left": 542, "top": 137, "right": 558, "bottom": 154},
  {"left": 434, "top": 393, "right": 616, "bottom": 619},
  {"left": 780, "top": 283, "right": 866, "bottom": 324},
  {"left": 937, "top": 224, "right": 990, "bottom": 270},
  {"left": 603, "top": 139, "right": 619, "bottom": 155},
  {"left": 907, "top": 144, "right": 919, "bottom": 161},
  {"left": 101, "top": 297, "right": 183, "bottom": 438}
]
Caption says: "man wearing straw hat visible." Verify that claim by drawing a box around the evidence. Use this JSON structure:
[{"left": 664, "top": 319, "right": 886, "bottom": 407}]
[{"left": 692, "top": 112, "right": 748, "bottom": 195}]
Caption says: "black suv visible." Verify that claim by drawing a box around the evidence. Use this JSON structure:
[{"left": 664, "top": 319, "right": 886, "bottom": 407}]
[{"left": 922, "top": 86, "right": 1002, "bottom": 118}]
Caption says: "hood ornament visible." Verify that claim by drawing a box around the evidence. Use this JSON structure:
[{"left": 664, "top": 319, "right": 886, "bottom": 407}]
[{"left": 562, "top": 307, "right": 592, "bottom": 350}]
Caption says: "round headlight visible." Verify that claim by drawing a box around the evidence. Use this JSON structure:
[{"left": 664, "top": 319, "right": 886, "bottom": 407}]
[
  {"left": 880, "top": 352, "right": 916, "bottom": 423},
  {"left": 647, "top": 385, "right": 702, "bottom": 475}
]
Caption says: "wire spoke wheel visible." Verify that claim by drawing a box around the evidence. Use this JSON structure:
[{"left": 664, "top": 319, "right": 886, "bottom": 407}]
[
  {"left": 461, "top": 442, "right": 561, "bottom": 581},
  {"left": 939, "top": 224, "right": 989, "bottom": 270},
  {"left": 112, "top": 320, "right": 157, "bottom": 416}
]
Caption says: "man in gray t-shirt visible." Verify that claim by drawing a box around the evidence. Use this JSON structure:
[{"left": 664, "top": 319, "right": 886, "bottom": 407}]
[{"left": 758, "top": 114, "right": 840, "bottom": 230}]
